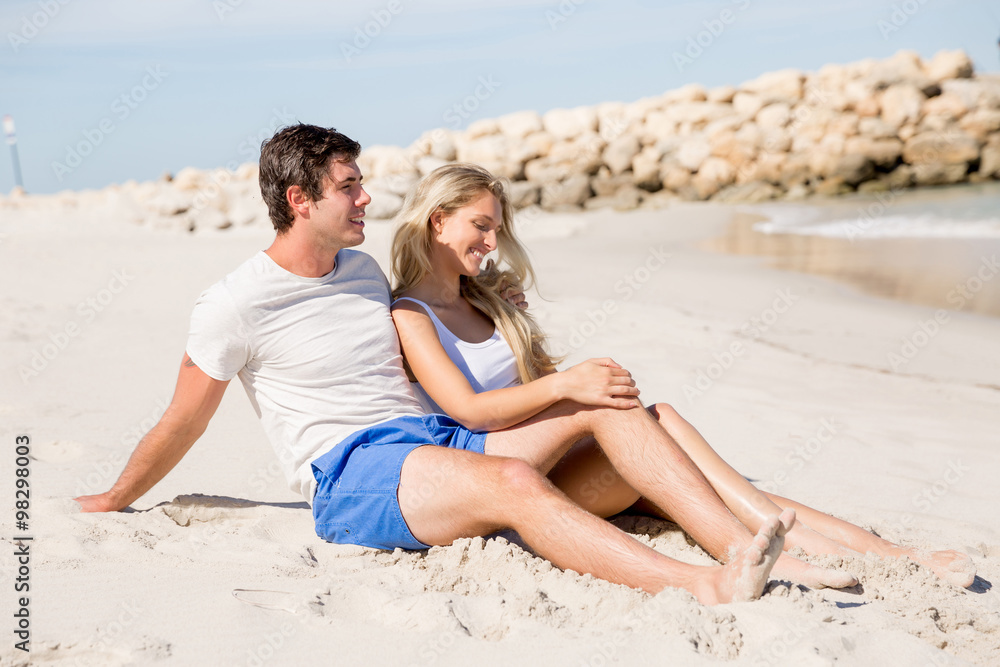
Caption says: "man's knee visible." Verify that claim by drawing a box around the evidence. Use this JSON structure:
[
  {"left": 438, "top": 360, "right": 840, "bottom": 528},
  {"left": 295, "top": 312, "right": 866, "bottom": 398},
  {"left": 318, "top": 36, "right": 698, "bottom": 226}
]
[{"left": 494, "top": 457, "right": 549, "bottom": 496}]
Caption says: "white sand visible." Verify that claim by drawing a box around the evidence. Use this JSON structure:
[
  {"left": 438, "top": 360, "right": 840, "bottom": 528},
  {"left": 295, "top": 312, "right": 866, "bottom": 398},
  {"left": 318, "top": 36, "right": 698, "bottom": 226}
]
[{"left": 1, "top": 201, "right": 998, "bottom": 666}]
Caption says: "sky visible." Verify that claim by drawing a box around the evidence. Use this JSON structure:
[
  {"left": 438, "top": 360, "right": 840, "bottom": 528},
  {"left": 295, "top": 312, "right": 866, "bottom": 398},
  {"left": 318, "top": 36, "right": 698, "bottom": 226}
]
[{"left": 0, "top": 0, "right": 998, "bottom": 194}]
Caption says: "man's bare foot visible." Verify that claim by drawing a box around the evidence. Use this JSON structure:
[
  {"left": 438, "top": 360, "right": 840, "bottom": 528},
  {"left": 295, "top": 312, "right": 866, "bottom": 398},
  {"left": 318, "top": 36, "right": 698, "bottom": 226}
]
[
  {"left": 771, "top": 552, "right": 858, "bottom": 589},
  {"left": 690, "top": 509, "right": 794, "bottom": 605},
  {"left": 908, "top": 548, "right": 976, "bottom": 588}
]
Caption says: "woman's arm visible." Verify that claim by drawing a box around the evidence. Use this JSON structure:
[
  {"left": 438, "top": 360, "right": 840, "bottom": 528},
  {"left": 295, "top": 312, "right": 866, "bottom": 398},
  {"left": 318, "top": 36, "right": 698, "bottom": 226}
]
[{"left": 392, "top": 303, "right": 639, "bottom": 432}]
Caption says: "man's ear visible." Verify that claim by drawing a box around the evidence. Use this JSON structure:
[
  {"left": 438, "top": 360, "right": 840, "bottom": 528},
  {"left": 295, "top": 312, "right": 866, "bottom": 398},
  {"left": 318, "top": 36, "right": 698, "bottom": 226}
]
[{"left": 286, "top": 185, "right": 310, "bottom": 218}]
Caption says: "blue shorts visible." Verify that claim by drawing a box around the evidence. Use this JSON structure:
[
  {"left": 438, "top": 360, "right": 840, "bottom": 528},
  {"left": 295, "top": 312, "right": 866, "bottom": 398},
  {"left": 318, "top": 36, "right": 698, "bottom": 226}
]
[{"left": 311, "top": 414, "right": 487, "bottom": 550}]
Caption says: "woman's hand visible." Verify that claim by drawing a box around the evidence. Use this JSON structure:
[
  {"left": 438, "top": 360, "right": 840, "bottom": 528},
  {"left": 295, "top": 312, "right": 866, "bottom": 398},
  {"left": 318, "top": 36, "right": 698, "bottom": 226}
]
[{"left": 555, "top": 358, "right": 641, "bottom": 409}]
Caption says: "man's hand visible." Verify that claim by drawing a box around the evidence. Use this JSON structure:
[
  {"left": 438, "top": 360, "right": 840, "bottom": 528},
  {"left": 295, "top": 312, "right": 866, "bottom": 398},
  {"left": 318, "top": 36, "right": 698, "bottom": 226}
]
[
  {"left": 74, "top": 492, "right": 125, "bottom": 513},
  {"left": 501, "top": 285, "right": 528, "bottom": 310}
]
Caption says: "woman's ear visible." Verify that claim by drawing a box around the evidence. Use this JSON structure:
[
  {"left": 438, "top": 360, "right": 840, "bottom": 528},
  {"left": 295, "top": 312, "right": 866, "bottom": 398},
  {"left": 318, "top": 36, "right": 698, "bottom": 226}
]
[{"left": 429, "top": 208, "right": 444, "bottom": 233}]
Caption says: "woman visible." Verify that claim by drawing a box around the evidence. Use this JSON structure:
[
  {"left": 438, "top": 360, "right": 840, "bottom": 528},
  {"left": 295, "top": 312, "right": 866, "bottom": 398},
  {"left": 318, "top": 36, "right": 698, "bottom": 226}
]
[{"left": 389, "top": 163, "right": 976, "bottom": 590}]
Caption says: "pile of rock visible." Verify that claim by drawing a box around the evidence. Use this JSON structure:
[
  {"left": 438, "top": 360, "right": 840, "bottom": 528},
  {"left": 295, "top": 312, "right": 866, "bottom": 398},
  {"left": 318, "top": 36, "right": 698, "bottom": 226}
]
[
  {"left": 359, "top": 49, "right": 999, "bottom": 217},
  {"left": 4, "top": 49, "right": 997, "bottom": 230}
]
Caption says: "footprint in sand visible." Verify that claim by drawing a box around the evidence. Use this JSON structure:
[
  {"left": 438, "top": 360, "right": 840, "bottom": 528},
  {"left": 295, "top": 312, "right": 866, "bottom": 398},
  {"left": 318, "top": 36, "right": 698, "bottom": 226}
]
[{"left": 30, "top": 439, "right": 86, "bottom": 463}]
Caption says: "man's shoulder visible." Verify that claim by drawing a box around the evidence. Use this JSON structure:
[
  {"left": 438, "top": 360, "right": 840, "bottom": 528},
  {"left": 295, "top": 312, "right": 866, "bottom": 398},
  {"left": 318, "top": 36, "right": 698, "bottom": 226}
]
[
  {"left": 195, "top": 252, "right": 268, "bottom": 308},
  {"left": 338, "top": 248, "right": 381, "bottom": 272}
]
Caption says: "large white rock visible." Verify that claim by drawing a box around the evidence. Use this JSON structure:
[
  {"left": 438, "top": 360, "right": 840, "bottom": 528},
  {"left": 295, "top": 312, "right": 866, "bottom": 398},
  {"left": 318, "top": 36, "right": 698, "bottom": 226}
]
[
  {"left": 465, "top": 118, "right": 499, "bottom": 138},
  {"left": 707, "top": 85, "right": 737, "bottom": 104},
  {"left": 880, "top": 84, "right": 925, "bottom": 128},
  {"left": 411, "top": 129, "right": 458, "bottom": 161},
  {"left": 364, "top": 188, "right": 405, "bottom": 220},
  {"left": 756, "top": 103, "right": 792, "bottom": 130},
  {"left": 631, "top": 146, "right": 664, "bottom": 190},
  {"left": 664, "top": 102, "right": 734, "bottom": 125},
  {"left": 663, "top": 83, "right": 708, "bottom": 103},
  {"left": 844, "top": 136, "right": 904, "bottom": 168},
  {"left": 540, "top": 174, "right": 591, "bottom": 209},
  {"left": 925, "top": 49, "right": 974, "bottom": 83},
  {"left": 496, "top": 110, "right": 543, "bottom": 139},
  {"left": 675, "top": 136, "right": 712, "bottom": 171},
  {"left": 740, "top": 68, "right": 805, "bottom": 104},
  {"left": 542, "top": 106, "right": 599, "bottom": 140},
  {"left": 903, "top": 131, "right": 980, "bottom": 165},
  {"left": 922, "top": 92, "right": 969, "bottom": 120},
  {"left": 732, "top": 92, "right": 764, "bottom": 118},
  {"left": 959, "top": 109, "right": 1000, "bottom": 141},
  {"left": 602, "top": 135, "right": 641, "bottom": 175},
  {"left": 173, "top": 167, "right": 206, "bottom": 191},
  {"left": 457, "top": 134, "right": 510, "bottom": 164}
]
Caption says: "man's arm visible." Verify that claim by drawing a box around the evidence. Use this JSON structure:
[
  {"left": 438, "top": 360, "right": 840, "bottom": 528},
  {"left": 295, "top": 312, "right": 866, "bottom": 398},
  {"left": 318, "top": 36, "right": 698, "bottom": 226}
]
[{"left": 74, "top": 353, "right": 230, "bottom": 512}]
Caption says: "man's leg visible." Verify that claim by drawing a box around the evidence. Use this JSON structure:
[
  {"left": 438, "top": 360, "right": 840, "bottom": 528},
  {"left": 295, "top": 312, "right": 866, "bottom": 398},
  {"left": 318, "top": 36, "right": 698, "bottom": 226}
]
[
  {"left": 398, "top": 444, "right": 793, "bottom": 604},
  {"left": 484, "top": 400, "right": 756, "bottom": 563}
]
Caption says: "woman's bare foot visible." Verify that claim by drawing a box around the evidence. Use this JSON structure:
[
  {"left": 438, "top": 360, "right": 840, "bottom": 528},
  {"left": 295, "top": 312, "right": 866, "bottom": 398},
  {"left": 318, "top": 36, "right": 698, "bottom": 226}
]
[
  {"left": 689, "top": 509, "right": 794, "bottom": 605},
  {"left": 771, "top": 552, "right": 858, "bottom": 589},
  {"left": 906, "top": 548, "right": 977, "bottom": 588}
]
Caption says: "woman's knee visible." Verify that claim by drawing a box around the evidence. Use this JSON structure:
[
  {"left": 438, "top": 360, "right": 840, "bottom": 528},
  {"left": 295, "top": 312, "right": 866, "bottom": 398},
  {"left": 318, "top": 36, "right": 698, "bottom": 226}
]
[{"left": 648, "top": 402, "right": 683, "bottom": 428}]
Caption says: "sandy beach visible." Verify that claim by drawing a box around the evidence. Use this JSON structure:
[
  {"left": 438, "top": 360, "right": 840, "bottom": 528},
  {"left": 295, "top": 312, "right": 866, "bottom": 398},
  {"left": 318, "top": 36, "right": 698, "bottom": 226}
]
[{"left": 1, "top": 192, "right": 998, "bottom": 666}]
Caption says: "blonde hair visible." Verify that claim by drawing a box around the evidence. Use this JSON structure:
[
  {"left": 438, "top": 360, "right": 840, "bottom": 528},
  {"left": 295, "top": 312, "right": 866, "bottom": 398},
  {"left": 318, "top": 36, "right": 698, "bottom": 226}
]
[{"left": 391, "top": 163, "right": 559, "bottom": 383}]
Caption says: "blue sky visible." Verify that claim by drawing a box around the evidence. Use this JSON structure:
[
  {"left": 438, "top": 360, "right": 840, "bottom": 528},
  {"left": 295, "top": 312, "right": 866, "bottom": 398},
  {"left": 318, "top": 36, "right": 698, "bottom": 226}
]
[{"left": 1, "top": 0, "right": 998, "bottom": 194}]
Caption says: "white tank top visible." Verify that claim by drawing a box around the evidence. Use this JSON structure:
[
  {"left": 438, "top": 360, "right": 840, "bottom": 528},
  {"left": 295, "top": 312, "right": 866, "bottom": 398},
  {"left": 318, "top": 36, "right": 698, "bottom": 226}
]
[{"left": 392, "top": 297, "right": 520, "bottom": 415}]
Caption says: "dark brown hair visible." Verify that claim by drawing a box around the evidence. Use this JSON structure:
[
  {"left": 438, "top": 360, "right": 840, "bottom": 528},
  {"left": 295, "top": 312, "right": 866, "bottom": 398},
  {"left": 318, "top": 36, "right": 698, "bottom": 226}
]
[{"left": 258, "top": 123, "right": 362, "bottom": 233}]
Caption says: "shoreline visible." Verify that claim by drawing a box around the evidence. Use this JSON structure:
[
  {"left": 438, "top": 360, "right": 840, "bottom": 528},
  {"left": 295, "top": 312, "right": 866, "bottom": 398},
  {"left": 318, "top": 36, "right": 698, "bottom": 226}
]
[{"left": 704, "top": 184, "right": 1000, "bottom": 319}]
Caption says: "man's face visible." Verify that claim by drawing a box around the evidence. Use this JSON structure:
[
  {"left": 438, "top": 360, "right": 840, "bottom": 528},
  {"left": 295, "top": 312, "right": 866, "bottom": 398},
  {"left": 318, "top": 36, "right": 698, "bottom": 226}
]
[{"left": 305, "top": 159, "right": 371, "bottom": 250}]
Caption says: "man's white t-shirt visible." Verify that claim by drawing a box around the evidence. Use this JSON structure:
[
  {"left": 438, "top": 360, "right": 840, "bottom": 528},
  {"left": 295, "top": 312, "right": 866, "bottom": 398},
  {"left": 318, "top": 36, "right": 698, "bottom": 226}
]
[{"left": 186, "top": 249, "right": 424, "bottom": 503}]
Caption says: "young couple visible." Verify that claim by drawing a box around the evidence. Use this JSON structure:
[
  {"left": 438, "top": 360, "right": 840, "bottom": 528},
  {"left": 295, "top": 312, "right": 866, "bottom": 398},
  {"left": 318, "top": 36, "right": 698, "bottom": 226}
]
[{"left": 76, "top": 124, "right": 975, "bottom": 606}]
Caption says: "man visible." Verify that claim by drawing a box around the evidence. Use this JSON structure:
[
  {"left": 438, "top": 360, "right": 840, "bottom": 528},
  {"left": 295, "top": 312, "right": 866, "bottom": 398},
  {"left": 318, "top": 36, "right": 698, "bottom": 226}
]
[{"left": 76, "top": 124, "right": 790, "bottom": 605}]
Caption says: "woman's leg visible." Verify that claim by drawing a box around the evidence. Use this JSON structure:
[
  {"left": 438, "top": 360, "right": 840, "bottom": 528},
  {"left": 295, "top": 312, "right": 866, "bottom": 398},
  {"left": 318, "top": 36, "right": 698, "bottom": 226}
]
[
  {"left": 647, "top": 403, "right": 859, "bottom": 559},
  {"left": 764, "top": 492, "right": 976, "bottom": 588},
  {"left": 645, "top": 402, "right": 973, "bottom": 588},
  {"left": 547, "top": 436, "right": 858, "bottom": 588}
]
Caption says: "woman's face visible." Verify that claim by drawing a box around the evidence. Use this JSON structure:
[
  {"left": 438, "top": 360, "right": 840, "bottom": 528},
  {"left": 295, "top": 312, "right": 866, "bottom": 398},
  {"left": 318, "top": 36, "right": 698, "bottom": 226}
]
[{"left": 431, "top": 190, "right": 503, "bottom": 278}]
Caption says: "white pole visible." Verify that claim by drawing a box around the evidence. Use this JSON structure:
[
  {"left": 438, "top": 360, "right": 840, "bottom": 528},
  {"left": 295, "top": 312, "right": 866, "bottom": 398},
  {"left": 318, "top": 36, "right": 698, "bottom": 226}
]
[{"left": 4, "top": 115, "right": 24, "bottom": 190}]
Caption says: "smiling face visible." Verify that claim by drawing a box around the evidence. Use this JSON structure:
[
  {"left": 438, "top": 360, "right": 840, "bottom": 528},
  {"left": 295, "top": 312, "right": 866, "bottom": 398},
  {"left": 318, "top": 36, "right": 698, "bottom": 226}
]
[
  {"left": 430, "top": 190, "right": 503, "bottom": 278},
  {"left": 303, "top": 158, "right": 371, "bottom": 250}
]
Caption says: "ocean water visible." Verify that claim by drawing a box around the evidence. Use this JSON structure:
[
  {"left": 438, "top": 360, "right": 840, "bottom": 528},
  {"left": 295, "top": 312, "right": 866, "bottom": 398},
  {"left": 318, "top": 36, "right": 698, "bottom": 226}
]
[
  {"left": 751, "top": 182, "right": 1000, "bottom": 241},
  {"left": 712, "top": 182, "right": 1000, "bottom": 317}
]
